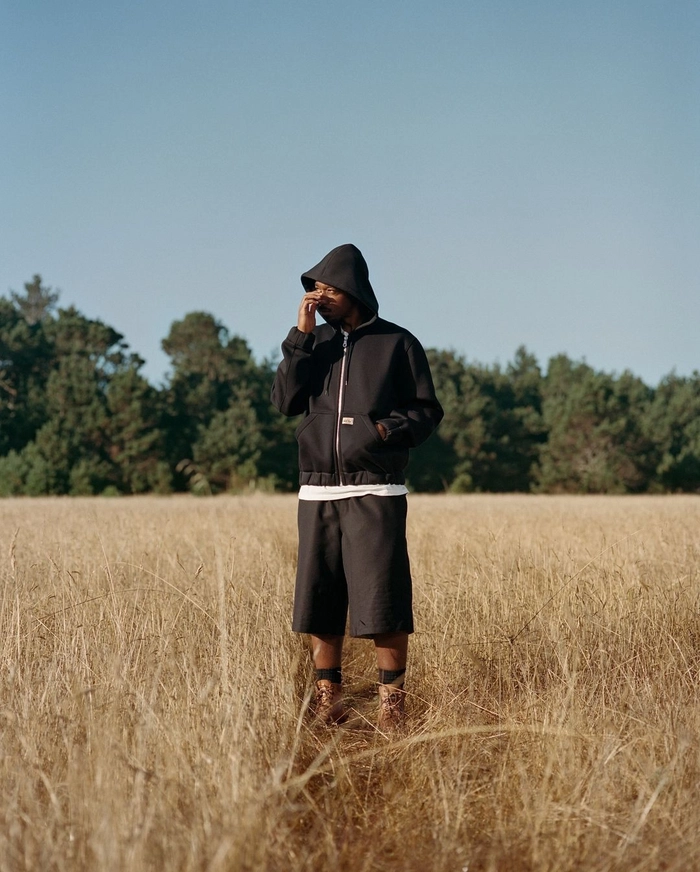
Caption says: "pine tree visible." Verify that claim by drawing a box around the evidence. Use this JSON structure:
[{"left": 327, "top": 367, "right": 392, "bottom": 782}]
[{"left": 11, "top": 274, "right": 59, "bottom": 325}]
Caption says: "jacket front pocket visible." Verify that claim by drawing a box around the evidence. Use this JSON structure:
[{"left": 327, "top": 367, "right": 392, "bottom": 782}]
[
  {"left": 339, "top": 414, "right": 394, "bottom": 475},
  {"left": 295, "top": 412, "right": 336, "bottom": 473}
]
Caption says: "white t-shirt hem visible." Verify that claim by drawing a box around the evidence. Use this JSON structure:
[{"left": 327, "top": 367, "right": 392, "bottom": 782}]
[{"left": 299, "top": 484, "right": 408, "bottom": 501}]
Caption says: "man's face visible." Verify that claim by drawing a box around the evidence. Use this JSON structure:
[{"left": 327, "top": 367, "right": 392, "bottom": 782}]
[{"left": 313, "top": 282, "right": 359, "bottom": 327}]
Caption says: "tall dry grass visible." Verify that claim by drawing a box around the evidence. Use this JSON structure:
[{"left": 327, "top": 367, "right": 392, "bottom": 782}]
[{"left": 1, "top": 494, "right": 700, "bottom": 871}]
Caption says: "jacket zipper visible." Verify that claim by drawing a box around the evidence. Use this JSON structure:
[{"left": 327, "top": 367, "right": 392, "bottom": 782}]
[{"left": 334, "top": 332, "right": 349, "bottom": 485}]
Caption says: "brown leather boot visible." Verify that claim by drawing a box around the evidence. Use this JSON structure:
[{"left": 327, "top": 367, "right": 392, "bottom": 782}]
[
  {"left": 377, "top": 683, "right": 406, "bottom": 731},
  {"left": 313, "top": 680, "right": 347, "bottom": 725}
]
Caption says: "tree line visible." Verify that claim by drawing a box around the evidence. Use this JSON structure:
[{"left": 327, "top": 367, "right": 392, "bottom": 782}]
[{"left": 1, "top": 276, "right": 699, "bottom": 496}]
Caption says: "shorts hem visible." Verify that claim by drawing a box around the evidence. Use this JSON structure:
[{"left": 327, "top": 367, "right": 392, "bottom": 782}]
[
  {"left": 350, "top": 624, "right": 414, "bottom": 639},
  {"left": 292, "top": 623, "right": 347, "bottom": 636}
]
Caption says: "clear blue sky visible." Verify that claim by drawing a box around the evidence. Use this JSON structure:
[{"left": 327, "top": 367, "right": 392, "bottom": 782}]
[{"left": 2, "top": 0, "right": 698, "bottom": 386}]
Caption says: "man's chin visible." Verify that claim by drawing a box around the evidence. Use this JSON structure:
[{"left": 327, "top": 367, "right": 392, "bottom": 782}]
[{"left": 320, "top": 313, "right": 341, "bottom": 327}]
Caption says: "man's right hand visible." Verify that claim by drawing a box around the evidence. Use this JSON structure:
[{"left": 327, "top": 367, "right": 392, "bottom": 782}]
[{"left": 298, "top": 292, "right": 321, "bottom": 333}]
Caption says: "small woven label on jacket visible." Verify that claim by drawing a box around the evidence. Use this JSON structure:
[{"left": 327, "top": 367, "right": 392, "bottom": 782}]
[{"left": 342, "top": 417, "right": 354, "bottom": 425}]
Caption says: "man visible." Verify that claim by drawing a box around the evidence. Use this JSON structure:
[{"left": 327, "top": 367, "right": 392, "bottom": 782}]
[{"left": 271, "top": 243, "right": 443, "bottom": 730}]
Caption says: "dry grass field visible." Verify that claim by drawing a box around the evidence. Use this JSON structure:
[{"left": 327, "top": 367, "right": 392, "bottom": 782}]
[{"left": 2, "top": 494, "right": 700, "bottom": 872}]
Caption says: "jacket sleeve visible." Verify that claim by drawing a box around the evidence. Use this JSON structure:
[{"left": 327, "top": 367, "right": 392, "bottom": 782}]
[
  {"left": 376, "top": 338, "right": 444, "bottom": 448},
  {"left": 270, "top": 327, "right": 317, "bottom": 417}
]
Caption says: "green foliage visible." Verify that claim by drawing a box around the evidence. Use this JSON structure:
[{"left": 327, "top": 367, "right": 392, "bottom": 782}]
[
  {"left": 159, "top": 312, "right": 298, "bottom": 492},
  {"left": 0, "top": 296, "right": 54, "bottom": 454},
  {"left": 2, "top": 275, "right": 700, "bottom": 495},
  {"left": 411, "top": 346, "right": 546, "bottom": 492},
  {"left": 0, "top": 291, "right": 171, "bottom": 496},
  {"left": 10, "top": 274, "right": 59, "bottom": 325},
  {"left": 536, "top": 357, "right": 656, "bottom": 493},
  {"left": 253, "top": 357, "right": 298, "bottom": 491},
  {"left": 106, "top": 364, "right": 172, "bottom": 493},
  {"left": 192, "top": 396, "right": 262, "bottom": 492},
  {"left": 409, "top": 349, "right": 474, "bottom": 491},
  {"left": 0, "top": 450, "right": 28, "bottom": 496},
  {"left": 24, "top": 314, "right": 125, "bottom": 495},
  {"left": 644, "top": 373, "right": 700, "bottom": 492}
]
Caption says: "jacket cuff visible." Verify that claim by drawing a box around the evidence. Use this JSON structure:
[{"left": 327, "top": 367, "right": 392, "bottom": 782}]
[
  {"left": 377, "top": 418, "right": 403, "bottom": 442},
  {"left": 286, "top": 327, "right": 316, "bottom": 350}
]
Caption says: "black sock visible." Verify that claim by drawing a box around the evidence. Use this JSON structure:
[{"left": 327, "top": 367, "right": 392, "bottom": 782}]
[
  {"left": 316, "top": 667, "right": 342, "bottom": 685},
  {"left": 378, "top": 668, "right": 405, "bottom": 687}
]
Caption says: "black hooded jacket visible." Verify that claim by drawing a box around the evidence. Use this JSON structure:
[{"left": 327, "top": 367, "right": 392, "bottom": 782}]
[{"left": 271, "top": 244, "right": 443, "bottom": 487}]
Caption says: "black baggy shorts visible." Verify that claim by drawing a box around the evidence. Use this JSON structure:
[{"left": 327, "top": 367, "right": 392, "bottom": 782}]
[{"left": 293, "top": 495, "right": 414, "bottom": 638}]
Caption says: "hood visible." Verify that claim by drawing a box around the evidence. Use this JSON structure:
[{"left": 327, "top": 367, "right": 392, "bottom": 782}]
[{"left": 301, "top": 244, "right": 379, "bottom": 315}]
